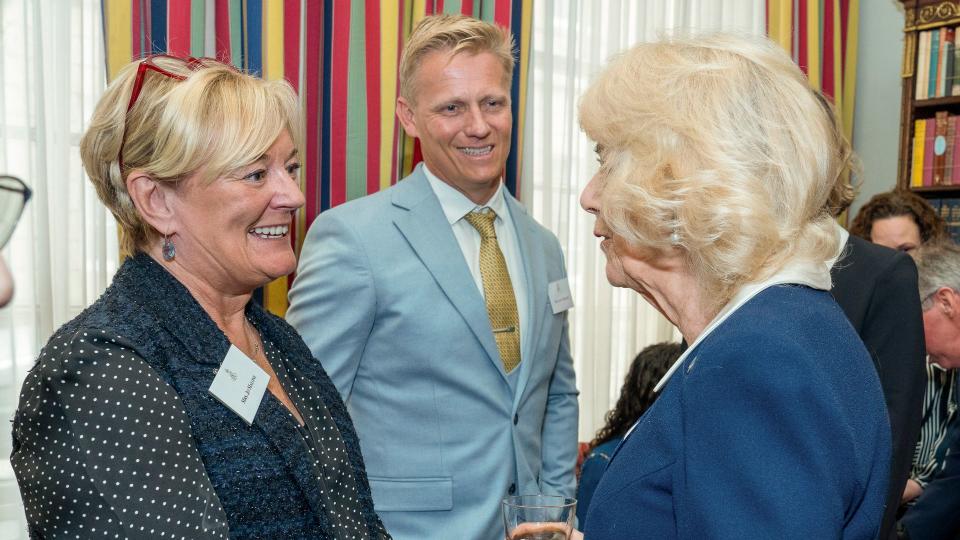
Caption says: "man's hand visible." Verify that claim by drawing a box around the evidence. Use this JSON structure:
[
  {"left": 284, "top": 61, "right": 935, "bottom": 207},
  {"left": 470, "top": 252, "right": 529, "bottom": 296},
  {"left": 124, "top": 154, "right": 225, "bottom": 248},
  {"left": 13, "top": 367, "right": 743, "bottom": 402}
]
[{"left": 902, "top": 478, "right": 923, "bottom": 503}]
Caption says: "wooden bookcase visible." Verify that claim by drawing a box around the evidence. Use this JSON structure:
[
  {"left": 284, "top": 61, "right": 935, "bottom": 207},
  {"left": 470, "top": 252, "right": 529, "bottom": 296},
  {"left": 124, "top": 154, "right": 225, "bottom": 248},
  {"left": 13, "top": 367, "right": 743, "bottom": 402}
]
[{"left": 898, "top": 0, "right": 960, "bottom": 197}]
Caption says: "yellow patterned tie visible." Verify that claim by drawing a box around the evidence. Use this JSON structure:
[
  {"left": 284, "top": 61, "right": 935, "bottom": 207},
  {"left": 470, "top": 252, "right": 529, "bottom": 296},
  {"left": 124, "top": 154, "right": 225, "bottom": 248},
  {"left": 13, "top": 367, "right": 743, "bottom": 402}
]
[{"left": 464, "top": 210, "right": 521, "bottom": 373}]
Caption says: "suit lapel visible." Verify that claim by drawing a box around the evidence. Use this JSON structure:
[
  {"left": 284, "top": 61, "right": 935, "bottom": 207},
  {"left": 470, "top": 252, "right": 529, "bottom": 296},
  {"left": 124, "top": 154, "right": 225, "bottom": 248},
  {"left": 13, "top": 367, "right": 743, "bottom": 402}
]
[
  {"left": 392, "top": 169, "right": 508, "bottom": 382},
  {"left": 505, "top": 194, "right": 549, "bottom": 405}
]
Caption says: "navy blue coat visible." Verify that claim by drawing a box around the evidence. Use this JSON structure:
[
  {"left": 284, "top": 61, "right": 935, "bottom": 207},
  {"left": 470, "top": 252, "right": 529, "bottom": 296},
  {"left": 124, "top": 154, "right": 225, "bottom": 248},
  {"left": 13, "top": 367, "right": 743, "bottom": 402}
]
[{"left": 582, "top": 285, "right": 891, "bottom": 539}]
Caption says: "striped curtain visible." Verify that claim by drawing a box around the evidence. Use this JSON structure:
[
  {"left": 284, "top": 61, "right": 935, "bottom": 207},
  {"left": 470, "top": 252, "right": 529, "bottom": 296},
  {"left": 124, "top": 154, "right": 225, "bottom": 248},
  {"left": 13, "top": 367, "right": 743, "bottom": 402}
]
[
  {"left": 766, "top": 0, "right": 860, "bottom": 146},
  {"left": 100, "top": 0, "right": 532, "bottom": 315}
]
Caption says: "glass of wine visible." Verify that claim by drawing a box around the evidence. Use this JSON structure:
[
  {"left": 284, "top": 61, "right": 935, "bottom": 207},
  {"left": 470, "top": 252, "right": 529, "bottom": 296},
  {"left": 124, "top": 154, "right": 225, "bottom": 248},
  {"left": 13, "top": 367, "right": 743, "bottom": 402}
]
[{"left": 502, "top": 494, "right": 576, "bottom": 540}]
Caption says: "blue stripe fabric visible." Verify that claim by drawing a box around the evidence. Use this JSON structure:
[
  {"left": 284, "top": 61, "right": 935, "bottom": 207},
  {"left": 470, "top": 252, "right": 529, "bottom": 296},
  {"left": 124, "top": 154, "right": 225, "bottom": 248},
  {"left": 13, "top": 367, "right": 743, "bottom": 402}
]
[
  {"left": 150, "top": 0, "right": 166, "bottom": 53},
  {"left": 320, "top": 0, "right": 333, "bottom": 212}
]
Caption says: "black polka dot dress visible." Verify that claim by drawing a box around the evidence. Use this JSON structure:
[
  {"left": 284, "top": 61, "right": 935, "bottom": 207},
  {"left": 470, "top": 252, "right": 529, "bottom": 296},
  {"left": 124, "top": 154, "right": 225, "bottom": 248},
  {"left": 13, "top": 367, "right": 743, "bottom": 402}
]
[
  {"left": 12, "top": 329, "right": 230, "bottom": 539},
  {"left": 11, "top": 253, "right": 390, "bottom": 539}
]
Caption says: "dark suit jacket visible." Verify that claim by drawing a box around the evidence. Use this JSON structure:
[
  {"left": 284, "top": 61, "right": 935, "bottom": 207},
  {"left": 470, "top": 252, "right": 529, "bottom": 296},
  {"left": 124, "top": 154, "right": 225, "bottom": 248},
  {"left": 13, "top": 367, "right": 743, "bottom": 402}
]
[
  {"left": 901, "top": 412, "right": 960, "bottom": 540},
  {"left": 831, "top": 235, "right": 927, "bottom": 540}
]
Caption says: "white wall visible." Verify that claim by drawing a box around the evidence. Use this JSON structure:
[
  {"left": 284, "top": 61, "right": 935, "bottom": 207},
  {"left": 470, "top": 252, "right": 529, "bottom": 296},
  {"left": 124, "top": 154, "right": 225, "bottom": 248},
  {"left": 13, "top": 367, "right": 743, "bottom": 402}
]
[{"left": 851, "top": 1, "right": 906, "bottom": 218}]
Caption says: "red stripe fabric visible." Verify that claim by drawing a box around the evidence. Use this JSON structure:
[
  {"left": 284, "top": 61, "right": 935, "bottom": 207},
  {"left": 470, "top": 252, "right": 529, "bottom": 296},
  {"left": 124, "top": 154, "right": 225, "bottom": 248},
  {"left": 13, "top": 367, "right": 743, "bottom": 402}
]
[
  {"left": 305, "top": 1, "right": 323, "bottom": 230},
  {"left": 214, "top": 0, "right": 231, "bottom": 62},
  {"left": 330, "top": 0, "right": 351, "bottom": 208},
  {"left": 214, "top": 0, "right": 230, "bottom": 62},
  {"left": 167, "top": 0, "right": 192, "bottom": 56},
  {"left": 132, "top": 0, "right": 142, "bottom": 58},
  {"left": 365, "top": 0, "right": 381, "bottom": 195},
  {"left": 143, "top": 2, "right": 152, "bottom": 53},
  {"left": 284, "top": 0, "right": 300, "bottom": 92},
  {"left": 390, "top": 0, "right": 405, "bottom": 186},
  {"left": 461, "top": 0, "right": 474, "bottom": 15},
  {"left": 823, "top": 0, "right": 835, "bottom": 99},
  {"left": 494, "top": 0, "right": 510, "bottom": 27},
  {"left": 798, "top": 0, "right": 808, "bottom": 75},
  {"left": 840, "top": 0, "right": 849, "bottom": 76}
]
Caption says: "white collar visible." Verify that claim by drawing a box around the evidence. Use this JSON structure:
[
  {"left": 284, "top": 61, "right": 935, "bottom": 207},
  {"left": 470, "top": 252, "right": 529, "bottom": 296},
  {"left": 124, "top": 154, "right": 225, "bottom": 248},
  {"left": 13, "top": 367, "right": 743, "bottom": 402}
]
[
  {"left": 826, "top": 220, "right": 850, "bottom": 270},
  {"left": 653, "top": 256, "right": 833, "bottom": 393},
  {"left": 422, "top": 163, "right": 507, "bottom": 224}
]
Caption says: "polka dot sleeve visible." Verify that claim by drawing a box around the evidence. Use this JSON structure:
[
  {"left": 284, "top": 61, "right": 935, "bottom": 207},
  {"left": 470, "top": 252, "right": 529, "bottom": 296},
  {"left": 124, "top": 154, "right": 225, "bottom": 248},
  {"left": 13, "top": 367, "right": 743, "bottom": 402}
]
[{"left": 12, "top": 328, "right": 230, "bottom": 539}]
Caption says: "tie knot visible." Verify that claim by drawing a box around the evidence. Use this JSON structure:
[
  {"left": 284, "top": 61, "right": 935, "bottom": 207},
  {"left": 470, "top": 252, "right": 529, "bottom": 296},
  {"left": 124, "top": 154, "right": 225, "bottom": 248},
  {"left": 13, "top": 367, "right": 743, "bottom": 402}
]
[{"left": 464, "top": 210, "right": 497, "bottom": 239}]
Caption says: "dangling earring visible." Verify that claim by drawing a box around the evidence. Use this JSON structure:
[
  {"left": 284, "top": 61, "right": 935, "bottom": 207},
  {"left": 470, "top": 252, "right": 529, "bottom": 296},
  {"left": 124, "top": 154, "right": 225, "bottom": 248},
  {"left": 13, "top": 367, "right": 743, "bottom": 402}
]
[{"left": 162, "top": 234, "right": 176, "bottom": 261}]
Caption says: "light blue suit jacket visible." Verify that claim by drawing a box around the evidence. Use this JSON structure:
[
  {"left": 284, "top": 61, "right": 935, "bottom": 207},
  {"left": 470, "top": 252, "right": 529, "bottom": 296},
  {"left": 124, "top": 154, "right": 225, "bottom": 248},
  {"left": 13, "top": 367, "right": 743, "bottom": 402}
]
[{"left": 286, "top": 166, "right": 579, "bottom": 540}]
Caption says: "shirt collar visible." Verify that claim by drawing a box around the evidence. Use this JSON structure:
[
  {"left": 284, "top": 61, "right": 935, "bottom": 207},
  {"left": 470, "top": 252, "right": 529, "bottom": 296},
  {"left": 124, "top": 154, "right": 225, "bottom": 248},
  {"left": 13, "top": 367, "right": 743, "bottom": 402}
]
[
  {"left": 653, "top": 256, "right": 833, "bottom": 393},
  {"left": 826, "top": 220, "right": 850, "bottom": 270},
  {"left": 423, "top": 163, "right": 507, "bottom": 224}
]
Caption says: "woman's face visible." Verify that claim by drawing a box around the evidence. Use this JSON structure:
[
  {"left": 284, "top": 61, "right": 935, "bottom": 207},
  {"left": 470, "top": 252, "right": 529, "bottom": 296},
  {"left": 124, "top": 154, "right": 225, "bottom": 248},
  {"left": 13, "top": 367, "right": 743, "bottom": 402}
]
[
  {"left": 870, "top": 215, "right": 922, "bottom": 252},
  {"left": 579, "top": 169, "right": 682, "bottom": 311},
  {"left": 166, "top": 130, "right": 305, "bottom": 293}
]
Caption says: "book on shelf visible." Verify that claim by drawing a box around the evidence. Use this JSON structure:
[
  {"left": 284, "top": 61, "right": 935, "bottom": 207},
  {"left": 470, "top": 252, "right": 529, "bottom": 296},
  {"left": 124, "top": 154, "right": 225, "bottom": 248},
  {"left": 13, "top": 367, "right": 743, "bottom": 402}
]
[
  {"left": 946, "top": 115, "right": 957, "bottom": 183},
  {"left": 943, "top": 28, "right": 956, "bottom": 97},
  {"left": 953, "top": 31, "right": 960, "bottom": 96},
  {"left": 913, "top": 119, "right": 926, "bottom": 187},
  {"left": 924, "top": 117, "right": 936, "bottom": 186},
  {"left": 918, "top": 30, "right": 930, "bottom": 99},
  {"left": 935, "top": 111, "right": 949, "bottom": 185},
  {"left": 941, "top": 198, "right": 960, "bottom": 243},
  {"left": 927, "top": 30, "right": 940, "bottom": 98}
]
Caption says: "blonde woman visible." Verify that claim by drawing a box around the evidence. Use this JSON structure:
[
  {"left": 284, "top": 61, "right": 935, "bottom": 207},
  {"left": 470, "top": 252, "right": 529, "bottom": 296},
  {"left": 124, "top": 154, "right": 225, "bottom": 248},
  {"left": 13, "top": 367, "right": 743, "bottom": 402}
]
[
  {"left": 12, "top": 56, "right": 389, "bottom": 539},
  {"left": 576, "top": 34, "right": 890, "bottom": 538}
]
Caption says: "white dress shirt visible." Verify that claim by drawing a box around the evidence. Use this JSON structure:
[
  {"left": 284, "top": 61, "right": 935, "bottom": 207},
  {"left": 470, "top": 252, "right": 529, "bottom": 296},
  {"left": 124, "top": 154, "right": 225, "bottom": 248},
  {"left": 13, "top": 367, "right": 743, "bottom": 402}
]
[{"left": 423, "top": 164, "right": 530, "bottom": 362}]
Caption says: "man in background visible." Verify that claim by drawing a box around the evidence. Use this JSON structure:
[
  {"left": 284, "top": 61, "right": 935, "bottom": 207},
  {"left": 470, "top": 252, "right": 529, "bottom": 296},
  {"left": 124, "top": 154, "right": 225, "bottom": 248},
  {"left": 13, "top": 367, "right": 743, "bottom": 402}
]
[
  {"left": 819, "top": 94, "right": 927, "bottom": 540},
  {"left": 898, "top": 243, "right": 960, "bottom": 540},
  {"left": 287, "top": 14, "right": 578, "bottom": 540}
]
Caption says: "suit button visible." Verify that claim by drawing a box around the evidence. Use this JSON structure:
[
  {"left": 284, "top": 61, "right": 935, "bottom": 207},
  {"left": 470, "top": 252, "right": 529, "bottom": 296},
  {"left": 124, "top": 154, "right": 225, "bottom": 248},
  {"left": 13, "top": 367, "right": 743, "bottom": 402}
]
[
  {"left": 508, "top": 483, "right": 516, "bottom": 495},
  {"left": 513, "top": 413, "right": 519, "bottom": 425}
]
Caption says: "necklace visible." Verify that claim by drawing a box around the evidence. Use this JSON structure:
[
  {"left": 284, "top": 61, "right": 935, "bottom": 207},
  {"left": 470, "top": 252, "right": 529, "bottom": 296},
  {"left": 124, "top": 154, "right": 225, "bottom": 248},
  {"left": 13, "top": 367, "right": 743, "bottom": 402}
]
[{"left": 244, "top": 319, "right": 262, "bottom": 359}]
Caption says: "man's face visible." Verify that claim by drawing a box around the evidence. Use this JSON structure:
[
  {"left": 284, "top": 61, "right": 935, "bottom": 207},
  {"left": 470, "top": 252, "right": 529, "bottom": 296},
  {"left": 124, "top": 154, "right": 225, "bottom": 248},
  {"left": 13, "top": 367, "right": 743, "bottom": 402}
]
[
  {"left": 922, "top": 288, "right": 960, "bottom": 369},
  {"left": 397, "top": 49, "right": 512, "bottom": 204}
]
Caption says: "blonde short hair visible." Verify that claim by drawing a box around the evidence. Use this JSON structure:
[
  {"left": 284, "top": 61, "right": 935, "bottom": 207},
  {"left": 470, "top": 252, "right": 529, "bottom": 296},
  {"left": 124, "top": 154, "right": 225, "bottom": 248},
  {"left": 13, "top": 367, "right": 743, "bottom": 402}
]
[
  {"left": 580, "top": 34, "right": 850, "bottom": 310},
  {"left": 399, "top": 13, "right": 515, "bottom": 102},
  {"left": 80, "top": 57, "right": 302, "bottom": 255}
]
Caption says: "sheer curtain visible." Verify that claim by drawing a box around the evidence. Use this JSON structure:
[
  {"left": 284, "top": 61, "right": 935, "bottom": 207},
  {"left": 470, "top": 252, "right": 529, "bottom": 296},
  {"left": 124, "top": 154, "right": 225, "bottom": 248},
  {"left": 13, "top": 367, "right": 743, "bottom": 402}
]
[
  {"left": 522, "top": 0, "right": 765, "bottom": 440},
  {"left": 0, "top": 0, "right": 117, "bottom": 536}
]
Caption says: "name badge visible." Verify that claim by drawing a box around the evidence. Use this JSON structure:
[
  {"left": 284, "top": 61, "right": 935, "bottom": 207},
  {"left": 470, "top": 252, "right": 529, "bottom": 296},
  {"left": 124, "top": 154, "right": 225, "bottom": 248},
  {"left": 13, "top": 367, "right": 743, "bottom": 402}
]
[
  {"left": 548, "top": 278, "right": 574, "bottom": 314},
  {"left": 208, "top": 345, "right": 269, "bottom": 425}
]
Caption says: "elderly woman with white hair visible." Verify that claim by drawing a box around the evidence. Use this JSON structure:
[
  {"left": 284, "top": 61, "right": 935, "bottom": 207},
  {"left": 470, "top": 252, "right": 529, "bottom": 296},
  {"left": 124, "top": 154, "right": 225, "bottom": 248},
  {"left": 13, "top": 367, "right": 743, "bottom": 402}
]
[{"left": 576, "top": 34, "right": 891, "bottom": 539}]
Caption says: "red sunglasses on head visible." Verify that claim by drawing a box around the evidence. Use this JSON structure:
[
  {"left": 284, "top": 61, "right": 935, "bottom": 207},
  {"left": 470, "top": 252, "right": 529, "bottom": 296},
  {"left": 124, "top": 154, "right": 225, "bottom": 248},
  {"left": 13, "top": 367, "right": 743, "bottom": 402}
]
[{"left": 118, "top": 54, "right": 238, "bottom": 170}]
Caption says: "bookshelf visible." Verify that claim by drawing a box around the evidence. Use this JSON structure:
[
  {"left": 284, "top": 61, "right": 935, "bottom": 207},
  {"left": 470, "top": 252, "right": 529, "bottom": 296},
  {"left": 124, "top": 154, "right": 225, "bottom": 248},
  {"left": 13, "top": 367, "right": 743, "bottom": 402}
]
[{"left": 898, "top": 1, "right": 960, "bottom": 196}]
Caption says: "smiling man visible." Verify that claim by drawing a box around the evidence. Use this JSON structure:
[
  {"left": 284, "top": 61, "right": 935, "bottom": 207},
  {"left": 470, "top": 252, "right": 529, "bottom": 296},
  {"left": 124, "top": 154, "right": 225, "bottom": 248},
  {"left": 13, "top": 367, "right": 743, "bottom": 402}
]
[{"left": 286, "top": 14, "right": 578, "bottom": 540}]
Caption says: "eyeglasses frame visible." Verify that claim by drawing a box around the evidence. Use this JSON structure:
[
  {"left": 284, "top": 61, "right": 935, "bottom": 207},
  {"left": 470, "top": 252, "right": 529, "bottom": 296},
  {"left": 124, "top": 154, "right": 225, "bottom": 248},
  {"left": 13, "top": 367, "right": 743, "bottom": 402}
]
[
  {"left": 117, "top": 54, "right": 236, "bottom": 171},
  {"left": 0, "top": 175, "right": 32, "bottom": 249}
]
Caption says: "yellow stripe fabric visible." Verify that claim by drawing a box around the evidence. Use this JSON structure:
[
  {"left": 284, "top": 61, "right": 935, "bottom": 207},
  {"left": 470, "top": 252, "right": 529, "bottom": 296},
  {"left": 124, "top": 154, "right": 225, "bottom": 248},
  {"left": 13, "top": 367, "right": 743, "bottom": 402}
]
[
  {"left": 262, "top": 0, "right": 288, "bottom": 316},
  {"left": 104, "top": 0, "right": 132, "bottom": 81},
  {"left": 515, "top": 0, "right": 532, "bottom": 180},
  {"left": 831, "top": 0, "right": 842, "bottom": 112},
  {"left": 807, "top": 0, "right": 821, "bottom": 90},
  {"left": 263, "top": 0, "right": 284, "bottom": 81},
  {"left": 842, "top": 0, "right": 859, "bottom": 142},
  {"left": 381, "top": 1, "right": 400, "bottom": 190},
  {"left": 767, "top": 0, "right": 792, "bottom": 54}
]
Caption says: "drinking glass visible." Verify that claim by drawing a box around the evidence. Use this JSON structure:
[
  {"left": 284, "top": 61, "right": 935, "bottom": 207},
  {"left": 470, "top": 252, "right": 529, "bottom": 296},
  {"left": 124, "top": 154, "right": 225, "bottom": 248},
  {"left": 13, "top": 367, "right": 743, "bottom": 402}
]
[{"left": 502, "top": 495, "right": 576, "bottom": 540}]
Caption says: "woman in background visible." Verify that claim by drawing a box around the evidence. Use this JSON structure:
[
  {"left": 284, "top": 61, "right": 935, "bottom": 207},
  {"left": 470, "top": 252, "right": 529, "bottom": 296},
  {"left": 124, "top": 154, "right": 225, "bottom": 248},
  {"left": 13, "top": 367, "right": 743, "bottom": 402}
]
[
  {"left": 575, "top": 33, "right": 890, "bottom": 539},
  {"left": 850, "top": 190, "right": 949, "bottom": 252},
  {"left": 12, "top": 55, "right": 389, "bottom": 539},
  {"left": 576, "top": 341, "right": 680, "bottom": 527}
]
